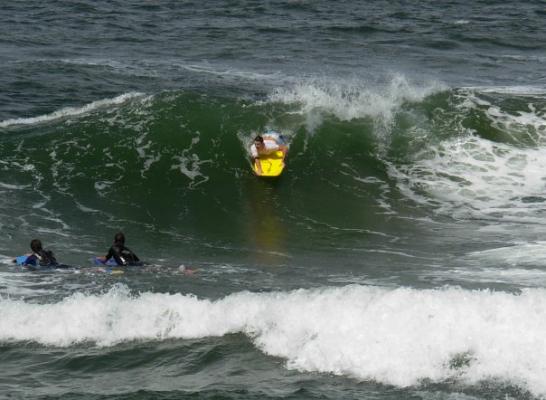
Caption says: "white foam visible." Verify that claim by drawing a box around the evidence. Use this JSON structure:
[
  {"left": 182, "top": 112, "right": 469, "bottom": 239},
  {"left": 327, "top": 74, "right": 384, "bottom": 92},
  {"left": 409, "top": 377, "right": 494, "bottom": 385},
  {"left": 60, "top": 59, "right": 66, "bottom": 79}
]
[
  {"left": 474, "top": 96, "right": 546, "bottom": 144},
  {"left": 171, "top": 155, "right": 211, "bottom": 188},
  {"left": 135, "top": 139, "right": 161, "bottom": 177},
  {"left": 388, "top": 87, "right": 546, "bottom": 220},
  {"left": 74, "top": 201, "right": 102, "bottom": 214},
  {"left": 174, "top": 61, "right": 284, "bottom": 82},
  {"left": 0, "top": 92, "right": 145, "bottom": 128},
  {"left": 389, "top": 133, "right": 546, "bottom": 221},
  {"left": 438, "top": 267, "right": 546, "bottom": 287},
  {"left": 0, "top": 182, "right": 30, "bottom": 190},
  {"left": 0, "top": 270, "right": 65, "bottom": 297},
  {"left": 2, "top": 284, "right": 546, "bottom": 395},
  {"left": 462, "top": 86, "right": 546, "bottom": 96},
  {"left": 269, "top": 75, "right": 446, "bottom": 134},
  {"left": 171, "top": 134, "right": 211, "bottom": 188},
  {"left": 94, "top": 180, "right": 116, "bottom": 195},
  {"left": 467, "top": 242, "right": 546, "bottom": 267}
]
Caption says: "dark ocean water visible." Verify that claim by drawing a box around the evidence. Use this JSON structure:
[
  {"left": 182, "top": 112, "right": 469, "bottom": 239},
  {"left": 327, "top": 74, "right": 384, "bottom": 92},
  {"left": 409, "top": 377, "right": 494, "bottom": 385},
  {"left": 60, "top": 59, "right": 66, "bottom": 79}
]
[{"left": 1, "top": 1, "right": 546, "bottom": 399}]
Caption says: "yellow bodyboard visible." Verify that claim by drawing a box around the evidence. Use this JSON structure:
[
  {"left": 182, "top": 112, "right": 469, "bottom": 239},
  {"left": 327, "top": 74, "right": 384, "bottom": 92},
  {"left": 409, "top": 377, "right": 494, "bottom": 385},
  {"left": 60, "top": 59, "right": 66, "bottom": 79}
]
[{"left": 253, "top": 150, "right": 285, "bottom": 177}]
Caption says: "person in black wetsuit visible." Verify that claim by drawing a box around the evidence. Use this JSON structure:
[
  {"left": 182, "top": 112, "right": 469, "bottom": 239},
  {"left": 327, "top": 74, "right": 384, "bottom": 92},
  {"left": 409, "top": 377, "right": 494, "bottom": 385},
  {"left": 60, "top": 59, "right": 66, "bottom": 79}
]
[
  {"left": 24, "top": 239, "right": 58, "bottom": 267},
  {"left": 104, "top": 232, "right": 141, "bottom": 266}
]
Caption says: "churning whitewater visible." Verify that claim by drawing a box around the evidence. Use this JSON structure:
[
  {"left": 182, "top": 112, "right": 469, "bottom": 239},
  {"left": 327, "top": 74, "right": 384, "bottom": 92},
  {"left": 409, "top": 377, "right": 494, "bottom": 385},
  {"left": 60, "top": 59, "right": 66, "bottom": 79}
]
[{"left": 3, "top": 284, "right": 546, "bottom": 396}]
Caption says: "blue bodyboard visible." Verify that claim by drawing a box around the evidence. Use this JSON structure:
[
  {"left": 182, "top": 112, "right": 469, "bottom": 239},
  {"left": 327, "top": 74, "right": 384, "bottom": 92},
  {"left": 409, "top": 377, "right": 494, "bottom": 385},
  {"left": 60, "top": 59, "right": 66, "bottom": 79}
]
[
  {"left": 15, "top": 255, "right": 71, "bottom": 270},
  {"left": 94, "top": 257, "right": 119, "bottom": 266},
  {"left": 15, "top": 255, "right": 29, "bottom": 265}
]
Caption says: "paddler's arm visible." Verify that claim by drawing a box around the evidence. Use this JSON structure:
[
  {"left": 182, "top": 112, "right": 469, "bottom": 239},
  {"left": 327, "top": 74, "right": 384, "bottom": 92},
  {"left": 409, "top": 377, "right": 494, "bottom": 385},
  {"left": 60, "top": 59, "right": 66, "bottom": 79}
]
[
  {"left": 252, "top": 156, "right": 263, "bottom": 175},
  {"left": 250, "top": 144, "right": 262, "bottom": 175},
  {"left": 101, "top": 247, "right": 116, "bottom": 263}
]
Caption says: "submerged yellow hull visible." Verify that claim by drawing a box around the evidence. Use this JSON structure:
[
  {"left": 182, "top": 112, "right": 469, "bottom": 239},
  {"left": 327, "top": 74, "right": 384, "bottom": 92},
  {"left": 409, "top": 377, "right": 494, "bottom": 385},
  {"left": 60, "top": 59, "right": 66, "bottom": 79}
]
[{"left": 253, "top": 150, "right": 286, "bottom": 177}]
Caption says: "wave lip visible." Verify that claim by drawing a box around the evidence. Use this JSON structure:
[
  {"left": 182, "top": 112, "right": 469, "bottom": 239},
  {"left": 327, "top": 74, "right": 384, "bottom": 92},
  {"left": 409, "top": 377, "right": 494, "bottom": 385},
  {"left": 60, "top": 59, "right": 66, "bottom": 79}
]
[
  {"left": 268, "top": 75, "right": 446, "bottom": 136},
  {"left": 389, "top": 86, "right": 546, "bottom": 221},
  {"left": 0, "top": 92, "right": 145, "bottom": 129},
  {"left": 269, "top": 76, "right": 445, "bottom": 121},
  {"left": 2, "top": 284, "right": 546, "bottom": 396}
]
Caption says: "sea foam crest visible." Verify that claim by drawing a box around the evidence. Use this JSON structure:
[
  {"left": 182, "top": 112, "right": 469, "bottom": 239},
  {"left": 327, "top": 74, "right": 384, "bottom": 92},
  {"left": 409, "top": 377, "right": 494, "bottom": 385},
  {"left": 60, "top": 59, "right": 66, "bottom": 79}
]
[
  {"left": 390, "top": 132, "right": 546, "bottom": 221},
  {"left": 0, "top": 92, "right": 145, "bottom": 129},
  {"left": 459, "top": 87, "right": 546, "bottom": 144},
  {"left": 388, "top": 87, "right": 546, "bottom": 220},
  {"left": 269, "top": 75, "right": 445, "bottom": 133},
  {"left": 1, "top": 284, "right": 546, "bottom": 395}
]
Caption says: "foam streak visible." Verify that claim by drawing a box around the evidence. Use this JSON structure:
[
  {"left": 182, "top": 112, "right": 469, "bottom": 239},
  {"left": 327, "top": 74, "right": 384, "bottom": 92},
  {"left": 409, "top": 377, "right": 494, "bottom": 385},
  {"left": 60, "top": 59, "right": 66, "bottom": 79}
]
[{"left": 0, "top": 93, "right": 144, "bottom": 128}]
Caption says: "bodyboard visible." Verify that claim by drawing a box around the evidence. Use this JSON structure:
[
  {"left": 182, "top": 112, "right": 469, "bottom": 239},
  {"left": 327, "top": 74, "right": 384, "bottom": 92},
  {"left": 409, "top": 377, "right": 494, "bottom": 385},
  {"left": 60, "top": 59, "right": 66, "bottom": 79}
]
[
  {"left": 15, "top": 255, "right": 28, "bottom": 265},
  {"left": 94, "top": 257, "right": 118, "bottom": 266},
  {"left": 253, "top": 150, "right": 286, "bottom": 177},
  {"left": 15, "top": 255, "right": 71, "bottom": 270}
]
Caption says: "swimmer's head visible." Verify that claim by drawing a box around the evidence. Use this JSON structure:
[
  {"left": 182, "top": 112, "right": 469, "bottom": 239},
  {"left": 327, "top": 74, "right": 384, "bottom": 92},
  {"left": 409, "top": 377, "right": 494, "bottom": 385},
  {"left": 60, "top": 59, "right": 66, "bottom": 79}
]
[
  {"left": 30, "top": 239, "right": 43, "bottom": 253},
  {"left": 114, "top": 232, "right": 125, "bottom": 245},
  {"left": 254, "top": 135, "right": 264, "bottom": 149}
]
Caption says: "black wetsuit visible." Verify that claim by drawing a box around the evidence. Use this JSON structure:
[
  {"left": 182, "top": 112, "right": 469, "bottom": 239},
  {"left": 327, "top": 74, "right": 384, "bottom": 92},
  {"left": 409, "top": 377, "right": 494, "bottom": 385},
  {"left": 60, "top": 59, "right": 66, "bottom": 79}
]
[
  {"left": 26, "top": 250, "right": 57, "bottom": 267},
  {"left": 105, "top": 244, "right": 140, "bottom": 266}
]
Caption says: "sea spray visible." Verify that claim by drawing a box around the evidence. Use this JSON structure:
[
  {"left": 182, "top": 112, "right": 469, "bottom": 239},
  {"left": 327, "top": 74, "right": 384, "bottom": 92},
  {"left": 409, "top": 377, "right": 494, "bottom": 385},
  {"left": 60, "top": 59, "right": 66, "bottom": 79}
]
[
  {"left": 2, "top": 284, "right": 546, "bottom": 395},
  {"left": 268, "top": 75, "right": 446, "bottom": 138}
]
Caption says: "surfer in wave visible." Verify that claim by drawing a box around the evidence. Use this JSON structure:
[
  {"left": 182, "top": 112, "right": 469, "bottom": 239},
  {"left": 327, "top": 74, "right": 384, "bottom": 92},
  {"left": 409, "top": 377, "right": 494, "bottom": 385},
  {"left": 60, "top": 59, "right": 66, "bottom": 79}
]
[
  {"left": 13, "top": 239, "right": 58, "bottom": 267},
  {"left": 250, "top": 133, "right": 288, "bottom": 176},
  {"left": 97, "top": 232, "right": 142, "bottom": 266}
]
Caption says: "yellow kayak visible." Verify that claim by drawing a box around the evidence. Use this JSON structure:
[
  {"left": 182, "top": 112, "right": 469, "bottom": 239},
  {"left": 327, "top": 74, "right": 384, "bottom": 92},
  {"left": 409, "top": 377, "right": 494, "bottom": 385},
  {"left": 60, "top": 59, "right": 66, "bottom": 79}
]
[{"left": 253, "top": 150, "right": 286, "bottom": 177}]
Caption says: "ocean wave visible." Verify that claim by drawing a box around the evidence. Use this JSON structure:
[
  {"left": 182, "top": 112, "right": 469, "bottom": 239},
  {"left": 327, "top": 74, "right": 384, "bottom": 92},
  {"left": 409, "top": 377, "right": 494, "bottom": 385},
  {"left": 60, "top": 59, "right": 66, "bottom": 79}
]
[
  {"left": 2, "top": 284, "right": 546, "bottom": 396},
  {"left": 389, "top": 134, "right": 546, "bottom": 220},
  {"left": 460, "top": 85, "right": 546, "bottom": 96},
  {"left": 0, "top": 92, "right": 145, "bottom": 129},
  {"left": 388, "top": 87, "right": 546, "bottom": 221},
  {"left": 466, "top": 242, "right": 546, "bottom": 267},
  {"left": 1, "top": 85, "right": 544, "bottom": 230},
  {"left": 268, "top": 75, "right": 446, "bottom": 135}
]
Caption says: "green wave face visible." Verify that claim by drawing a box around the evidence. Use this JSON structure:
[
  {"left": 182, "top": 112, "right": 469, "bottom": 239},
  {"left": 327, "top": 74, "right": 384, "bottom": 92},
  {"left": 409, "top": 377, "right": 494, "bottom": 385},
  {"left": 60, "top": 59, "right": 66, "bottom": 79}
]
[{"left": 1, "top": 86, "right": 545, "bottom": 266}]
